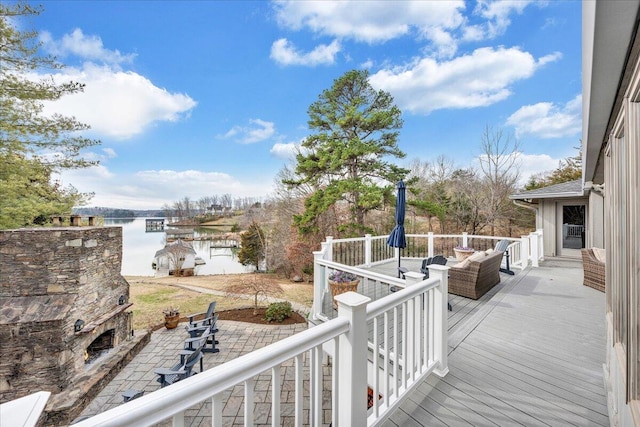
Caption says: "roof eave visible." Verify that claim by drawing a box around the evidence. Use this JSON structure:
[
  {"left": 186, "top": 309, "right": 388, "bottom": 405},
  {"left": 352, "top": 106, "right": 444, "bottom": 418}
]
[
  {"left": 510, "top": 190, "right": 586, "bottom": 201},
  {"left": 582, "top": 0, "right": 640, "bottom": 182}
]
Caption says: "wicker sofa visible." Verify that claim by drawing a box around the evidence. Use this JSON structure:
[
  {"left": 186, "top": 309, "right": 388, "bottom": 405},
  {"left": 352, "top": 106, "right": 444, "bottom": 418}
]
[
  {"left": 581, "top": 248, "right": 605, "bottom": 292},
  {"left": 448, "top": 251, "right": 504, "bottom": 300}
]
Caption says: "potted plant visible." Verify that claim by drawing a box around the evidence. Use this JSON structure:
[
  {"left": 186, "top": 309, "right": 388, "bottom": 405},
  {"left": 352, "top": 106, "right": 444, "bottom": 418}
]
[
  {"left": 328, "top": 270, "right": 360, "bottom": 308},
  {"left": 453, "top": 245, "right": 475, "bottom": 261},
  {"left": 163, "top": 307, "right": 180, "bottom": 329}
]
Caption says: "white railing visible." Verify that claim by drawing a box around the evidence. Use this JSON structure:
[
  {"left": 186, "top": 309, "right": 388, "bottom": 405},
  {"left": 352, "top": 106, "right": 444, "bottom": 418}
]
[
  {"left": 73, "top": 316, "right": 347, "bottom": 426},
  {"left": 365, "top": 268, "right": 448, "bottom": 426},
  {"left": 71, "top": 263, "right": 448, "bottom": 427},
  {"left": 319, "top": 231, "right": 544, "bottom": 272}
]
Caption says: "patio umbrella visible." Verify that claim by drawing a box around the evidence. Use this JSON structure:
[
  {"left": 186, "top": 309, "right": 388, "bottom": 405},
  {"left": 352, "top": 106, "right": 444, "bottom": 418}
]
[{"left": 387, "top": 180, "right": 407, "bottom": 278}]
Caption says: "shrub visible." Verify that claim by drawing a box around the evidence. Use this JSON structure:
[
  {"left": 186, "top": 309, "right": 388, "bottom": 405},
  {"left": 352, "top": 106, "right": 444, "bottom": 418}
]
[{"left": 265, "top": 302, "right": 292, "bottom": 323}]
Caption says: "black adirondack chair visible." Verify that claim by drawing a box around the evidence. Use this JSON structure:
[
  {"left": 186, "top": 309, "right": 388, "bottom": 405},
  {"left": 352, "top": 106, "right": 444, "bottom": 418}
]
[
  {"left": 185, "top": 319, "right": 220, "bottom": 353},
  {"left": 155, "top": 344, "right": 204, "bottom": 388},
  {"left": 186, "top": 301, "right": 216, "bottom": 330}
]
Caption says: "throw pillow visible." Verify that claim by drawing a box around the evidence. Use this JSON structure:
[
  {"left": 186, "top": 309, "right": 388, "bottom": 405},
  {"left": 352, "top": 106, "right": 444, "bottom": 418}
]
[
  {"left": 593, "top": 247, "right": 606, "bottom": 263},
  {"left": 451, "top": 258, "right": 471, "bottom": 269},
  {"left": 468, "top": 251, "right": 487, "bottom": 262}
]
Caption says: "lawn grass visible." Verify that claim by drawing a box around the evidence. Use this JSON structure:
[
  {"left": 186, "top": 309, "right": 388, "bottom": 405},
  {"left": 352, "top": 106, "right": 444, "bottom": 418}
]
[{"left": 127, "top": 273, "right": 313, "bottom": 330}]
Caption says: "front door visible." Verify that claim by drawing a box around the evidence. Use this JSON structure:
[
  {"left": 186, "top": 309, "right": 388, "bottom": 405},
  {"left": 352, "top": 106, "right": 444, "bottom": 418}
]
[{"left": 557, "top": 203, "right": 586, "bottom": 257}]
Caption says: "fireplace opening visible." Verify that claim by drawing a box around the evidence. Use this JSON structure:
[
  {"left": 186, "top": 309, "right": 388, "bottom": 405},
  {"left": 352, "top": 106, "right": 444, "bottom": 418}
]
[{"left": 85, "top": 329, "right": 115, "bottom": 364}]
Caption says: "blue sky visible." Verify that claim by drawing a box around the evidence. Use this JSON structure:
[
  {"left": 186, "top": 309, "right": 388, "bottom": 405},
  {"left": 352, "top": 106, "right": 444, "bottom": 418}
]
[{"left": 26, "top": 0, "right": 581, "bottom": 209}]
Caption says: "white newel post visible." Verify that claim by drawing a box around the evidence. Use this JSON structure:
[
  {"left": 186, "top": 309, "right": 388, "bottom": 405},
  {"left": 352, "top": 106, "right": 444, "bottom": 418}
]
[
  {"left": 312, "top": 251, "right": 325, "bottom": 320},
  {"left": 365, "top": 234, "right": 372, "bottom": 267},
  {"left": 404, "top": 272, "right": 424, "bottom": 380},
  {"left": 428, "top": 232, "right": 434, "bottom": 258},
  {"left": 427, "top": 265, "right": 449, "bottom": 377},
  {"left": 529, "top": 231, "right": 539, "bottom": 267},
  {"left": 520, "top": 235, "right": 530, "bottom": 268},
  {"left": 326, "top": 236, "right": 334, "bottom": 262},
  {"left": 334, "top": 292, "right": 371, "bottom": 427},
  {"left": 537, "top": 229, "right": 544, "bottom": 261},
  {"left": 462, "top": 232, "right": 468, "bottom": 247}
]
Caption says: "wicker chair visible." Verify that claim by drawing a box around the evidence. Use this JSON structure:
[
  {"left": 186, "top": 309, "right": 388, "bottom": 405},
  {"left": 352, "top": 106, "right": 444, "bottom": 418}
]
[
  {"left": 581, "top": 248, "right": 605, "bottom": 292},
  {"left": 448, "top": 251, "right": 503, "bottom": 300}
]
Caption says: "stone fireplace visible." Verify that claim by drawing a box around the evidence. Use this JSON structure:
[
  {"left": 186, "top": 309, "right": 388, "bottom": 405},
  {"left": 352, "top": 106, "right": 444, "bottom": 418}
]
[
  {"left": 0, "top": 226, "right": 149, "bottom": 425},
  {"left": 85, "top": 329, "right": 115, "bottom": 364}
]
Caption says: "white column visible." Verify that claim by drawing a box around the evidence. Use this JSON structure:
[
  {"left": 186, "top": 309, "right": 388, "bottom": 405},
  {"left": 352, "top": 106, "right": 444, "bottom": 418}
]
[
  {"left": 520, "top": 235, "right": 530, "bottom": 268},
  {"left": 404, "top": 272, "right": 424, "bottom": 381},
  {"left": 462, "top": 232, "right": 468, "bottom": 247},
  {"left": 312, "top": 251, "right": 325, "bottom": 320},
  {"left": 427, "top": 232, "right": 434, "bottom": 258},
  {"left": 529, "top": 231, "right": 539, "bottom": 267},
  {"left": 334, "top": 292, "right": 371, "bottom": 427},
  {"left": 364, "top": 234, "right": 372, "bottom": 267},
  {"left": 326, "top": 236, "right": 334, "bottom": 262},
  {"left": 537, "top": 229, "right": 544, "bottom": 261},
  {"left": 427, "top": 265, "right": 449, "bottom": 377}
]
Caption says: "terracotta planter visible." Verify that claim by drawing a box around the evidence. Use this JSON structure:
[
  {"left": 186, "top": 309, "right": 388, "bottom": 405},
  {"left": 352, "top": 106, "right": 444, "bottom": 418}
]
[
  {"left": 329, "top": 280, "right": 360, "bottom": 308},
  {"left": 454, "top": 248, "right": 475, "bottom": 262},
  {"left": 164, "top": 314, "right": 180, "bottom": 329}
]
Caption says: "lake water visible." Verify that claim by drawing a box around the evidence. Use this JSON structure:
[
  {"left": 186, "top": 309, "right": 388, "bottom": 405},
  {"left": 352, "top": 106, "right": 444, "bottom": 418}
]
[{"left": 105, "top": 218, "right": 253, "bottom": 276}]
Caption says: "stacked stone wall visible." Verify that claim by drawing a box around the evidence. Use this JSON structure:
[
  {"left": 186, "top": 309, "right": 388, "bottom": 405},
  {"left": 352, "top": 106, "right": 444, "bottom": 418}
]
[
  {"left": 0, "top": 320, "right": 73, "bottom": 401},
  {"left": 0, "top": 227, "right": 131, "bottom": 403}
]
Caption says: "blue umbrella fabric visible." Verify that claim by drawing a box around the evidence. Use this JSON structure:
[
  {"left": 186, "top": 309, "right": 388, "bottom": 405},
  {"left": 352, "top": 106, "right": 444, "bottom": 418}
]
[{"left": 387, "top": 180, "right": 407, "bottom": 277}]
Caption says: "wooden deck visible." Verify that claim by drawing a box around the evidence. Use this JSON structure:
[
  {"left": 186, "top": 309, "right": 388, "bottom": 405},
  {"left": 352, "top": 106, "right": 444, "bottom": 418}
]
[{"left": 379, "top": 257, "right": 608, "bottom": 426}]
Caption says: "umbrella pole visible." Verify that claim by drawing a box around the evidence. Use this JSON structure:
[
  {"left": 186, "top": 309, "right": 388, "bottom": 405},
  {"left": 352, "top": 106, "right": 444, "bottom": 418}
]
[{"left": 397, "top": 248, "right": 402, "bottom": 278}]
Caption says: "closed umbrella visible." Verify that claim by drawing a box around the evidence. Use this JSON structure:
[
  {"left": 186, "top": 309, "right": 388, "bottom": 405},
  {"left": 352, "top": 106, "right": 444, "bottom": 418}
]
[{"left": 387, "top": 180, "right": 407, "bottom": 278}]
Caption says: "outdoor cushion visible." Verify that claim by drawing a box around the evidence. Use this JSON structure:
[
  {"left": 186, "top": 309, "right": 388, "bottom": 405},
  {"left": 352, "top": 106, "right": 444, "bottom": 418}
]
[
  {"left": 593, "top": 247, "right": 606, "bottom": 263},
  {"left": 451, "top": 258, "right": 471, "bottom": 269},
  {"left": 468, "top": 251, "right": 487, "bottom": 262},
  {"left": 485, "top": 248, "right": 494, "bottom": 255},
  {"left": 448, "top": 251, "right": 503, "bottom": 299}
]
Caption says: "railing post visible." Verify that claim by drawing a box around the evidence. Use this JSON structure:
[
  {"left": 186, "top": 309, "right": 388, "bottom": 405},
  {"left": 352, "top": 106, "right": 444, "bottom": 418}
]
[
  {"left": 537, "top": 229, "right": 544, "bottom": 261},
  {"left": 312, "top": 251, "right": 325, "bottom": 320},
  {"left": 428, "top": 232, "right": 434, "bottom": 258},
  {"left": 462, "top": 232, "right": 468, "bottom": 247},
  {"left": 427, "top": 265, "right": 449, "bottom": 377},
  {"left": 520, "top": 235, "right": 530, "bottom": 268},
  {"left": 404, "top": 272, "right": 423, "bottom": 380},
  {"left": 326, "top": 236, "right": 334, "bottom": 262},
  {"left": 334, "top": 292, "right": 371, "bottom": 427},
  {"left": 364, "top": 234, "right": 372, "bottom": 267},
  {"left": 529, "top": 231, "right": 539, "bottom": 267}
]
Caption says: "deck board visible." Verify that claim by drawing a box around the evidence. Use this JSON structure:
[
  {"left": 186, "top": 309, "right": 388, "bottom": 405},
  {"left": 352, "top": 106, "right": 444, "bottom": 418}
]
[{"left": 394, "top": 258, "right": 608, "bottom": 426}]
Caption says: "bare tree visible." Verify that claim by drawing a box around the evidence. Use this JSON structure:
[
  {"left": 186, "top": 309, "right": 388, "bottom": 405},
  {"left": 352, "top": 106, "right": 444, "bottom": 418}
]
[
  {"left": 448, "top": 168, "right": 486, "bottom": 234},
  {"left": 477, "top": 126, "right": 521, "bottom": 236},
  {"left": 164, "top": 239, "right": 194, "bottom": 277},
  {"left": 225, "top": 274, "right": 284, "bottom": 315}
]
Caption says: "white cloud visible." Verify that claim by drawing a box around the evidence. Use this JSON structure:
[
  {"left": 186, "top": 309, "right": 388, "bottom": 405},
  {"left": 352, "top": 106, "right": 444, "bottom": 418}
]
[
  {"left": 40, "top": 63, "right": 196, "bottom": 139},
  {"left": 361, "top": 59, "right": 374, "bottom": 69},
  {"left": 33, "top": 29, "right": 197, "bottom": 140},
  {"left": 369, "top": 47, "right": 560, "bottom": 114},
  {"left": 514, "top": 152, "right": 563, "bottom": 185},
  {"left": 59, "top": 167, "right": 274, "bottom": 210},
  {"left": 273, "top": 1, "right": 464, "bottom": 50},
  {"left": 270, "top": 142, "right": 298, "bottom": 160},
  {"left": 102, "top": 148, "right": 117, "bottom": 159},
  {"left": 272, "top": 1, "right": 542, "bottom": 58},
  {"left": 472, "top": 0, "right": 537, "bottom": 39},
  {"left": 81, "top": 147, "right": 118, "bottom": 163},
  {"left": 219, "top": 119, "right": 276, "bottom": 144},
  {"left": 40, "top": 29, "right": 136, "bottom": 66},
  {"left": 506, "top": 95, "right": 581, "bottom": 139},
  {"left": 270, "top": 38, "right": 341, "bottom": 66}
]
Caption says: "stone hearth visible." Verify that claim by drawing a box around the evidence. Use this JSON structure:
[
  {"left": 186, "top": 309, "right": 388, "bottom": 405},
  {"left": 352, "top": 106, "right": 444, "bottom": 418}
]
[{"left": 0, "top": 226, "right": 148, "bottom": 425}]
